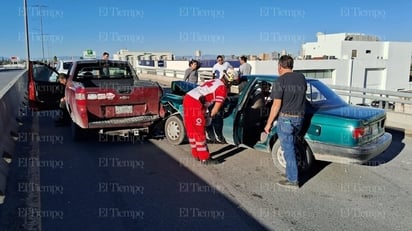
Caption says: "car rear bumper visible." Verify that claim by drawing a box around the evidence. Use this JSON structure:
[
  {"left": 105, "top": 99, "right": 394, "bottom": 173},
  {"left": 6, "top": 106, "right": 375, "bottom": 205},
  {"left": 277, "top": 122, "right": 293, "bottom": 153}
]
[
  {"left": 308, "top": 132, "right": 392, "bottom": 164},
  {"left": 88, "top": 115, "right": 161, "bottom": 129}
]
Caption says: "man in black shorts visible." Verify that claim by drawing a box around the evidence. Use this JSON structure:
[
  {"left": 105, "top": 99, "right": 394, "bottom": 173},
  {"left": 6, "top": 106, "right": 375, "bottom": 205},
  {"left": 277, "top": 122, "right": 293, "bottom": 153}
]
[{"left": 264, "top": 55, "right": 307, "bottom": 189}]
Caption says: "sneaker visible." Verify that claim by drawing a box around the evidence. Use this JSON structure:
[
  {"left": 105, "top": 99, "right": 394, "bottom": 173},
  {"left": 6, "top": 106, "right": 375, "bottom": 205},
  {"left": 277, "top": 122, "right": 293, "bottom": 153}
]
[
  {"left": 200, "top": 158, "right": 220, "bottom": 165},
  {"left": 277, "top": 179, "right": 299, "bottom": 189},
  {"left": 215, "top": 137, "right": 226, "bottom": 144},
  {"left": 206, "top": 132, "right": 211, "bottom": 140}
]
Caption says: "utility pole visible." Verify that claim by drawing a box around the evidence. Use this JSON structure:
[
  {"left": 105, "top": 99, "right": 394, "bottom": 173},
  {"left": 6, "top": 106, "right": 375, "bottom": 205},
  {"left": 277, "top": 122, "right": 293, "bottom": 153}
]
[
  {"left": 23, "top": 0, "right": 30, "bottom": 68},
  {"left": 33, "top": 4, "right": 47, "bottom": 62},
  {"left": 40, "top": 11, "right": 45, "bottom": 62}
]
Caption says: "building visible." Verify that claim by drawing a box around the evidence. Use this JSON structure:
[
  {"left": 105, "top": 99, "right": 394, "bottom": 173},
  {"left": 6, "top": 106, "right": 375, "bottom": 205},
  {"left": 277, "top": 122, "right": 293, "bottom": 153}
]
[
  {"left": 296, "top": 32, "right": 412, "bottom": 93},
  {"left": 113, "top": 49, "right": 174, "bottom": 67},
  {"left": 121, "top": 32, "right": 412, "bottom": 99}
]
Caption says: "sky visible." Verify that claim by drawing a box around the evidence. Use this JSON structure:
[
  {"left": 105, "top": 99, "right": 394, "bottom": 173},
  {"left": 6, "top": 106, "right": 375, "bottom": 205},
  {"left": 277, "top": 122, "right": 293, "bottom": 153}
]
[{"left": 0, "top": 0, "right": 411, "bottom": 60}]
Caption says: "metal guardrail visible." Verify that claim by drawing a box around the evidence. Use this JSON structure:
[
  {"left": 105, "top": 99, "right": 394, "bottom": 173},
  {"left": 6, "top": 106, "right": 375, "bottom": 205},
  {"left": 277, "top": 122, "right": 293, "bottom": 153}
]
[
  {"left": 0, "top": 64, "right": 26, "bottom": 70},
  {"left": 331, "top": 85, "right": 412, "bottom": 102},
  {"left": 135, "top": 66, "right": 214, "bottom": 82},
  {"left": 329, "top": 85, "right": 412, "bottom": 113},
  {"left": 135, "top": 66, "right": 412, "bottom": 112}
]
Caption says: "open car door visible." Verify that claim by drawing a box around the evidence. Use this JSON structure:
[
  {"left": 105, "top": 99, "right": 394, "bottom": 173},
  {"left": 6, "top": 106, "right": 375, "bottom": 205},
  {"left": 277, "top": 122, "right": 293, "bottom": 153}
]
[
  {"left": 28, "top": 61, "right": 64, "bottom": 111},
  {"left": 232, "top": 79, "right": 273, "bottom": 147}
]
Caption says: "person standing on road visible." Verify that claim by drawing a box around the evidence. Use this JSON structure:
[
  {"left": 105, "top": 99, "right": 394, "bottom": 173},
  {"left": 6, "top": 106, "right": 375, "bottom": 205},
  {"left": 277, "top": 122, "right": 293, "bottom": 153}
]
[
  {"left": 183, "top": 69, "right": 238, "bottom": 165},
  {"left": 210, "top": 55, "right": 232, "bottom": 142},
  {"left": 183, "top": 59, "right": 200, "bottom": 84},
  {"left": 102, "top": 52, "right": 110, "bottom": 77},
  {"left": 238, "top": 55, "right": 252, "bottom": 77},
  {"left": 264, "top": 55, "right": 307, "bottom": 189},
  {"left": 212, "top": 55, "right": 232, "bottom": 79},
  {"left": 54, "top": 73, "right": 70, "bottom": 126},
  {"left": 102, "top": 52, "right": 109, "bottom": 60}
]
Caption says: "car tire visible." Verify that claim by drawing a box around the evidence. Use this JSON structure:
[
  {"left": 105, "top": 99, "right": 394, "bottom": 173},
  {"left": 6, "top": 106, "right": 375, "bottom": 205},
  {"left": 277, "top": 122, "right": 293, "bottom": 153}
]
[
  {"left": 71, "top": 121, "right": 85, "bottom": 141},
  {"left": 164, "top": 115, "right": 186, "bottom": 145},
  {"left": 271, "top": 138, "right": 314, "bottom": 173}
]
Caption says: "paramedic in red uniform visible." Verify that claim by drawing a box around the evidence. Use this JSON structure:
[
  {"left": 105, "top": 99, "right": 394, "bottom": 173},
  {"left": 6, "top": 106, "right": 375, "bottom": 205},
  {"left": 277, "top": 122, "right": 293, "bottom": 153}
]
[{"left": 183, "top": 69, "right": 238, "bottom": 165}]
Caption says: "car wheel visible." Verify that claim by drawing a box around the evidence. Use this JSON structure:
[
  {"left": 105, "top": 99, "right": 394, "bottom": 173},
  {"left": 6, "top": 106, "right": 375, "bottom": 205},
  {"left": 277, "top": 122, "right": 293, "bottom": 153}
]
[
  {"left": 71, "top": 121, "right": 85, "bottom": 141},
  {"left": 271, "top": 138, "right": 314, "bottom": 173},
  {"left": 164, "top": 115, "right": 186, "bottom": 145}
]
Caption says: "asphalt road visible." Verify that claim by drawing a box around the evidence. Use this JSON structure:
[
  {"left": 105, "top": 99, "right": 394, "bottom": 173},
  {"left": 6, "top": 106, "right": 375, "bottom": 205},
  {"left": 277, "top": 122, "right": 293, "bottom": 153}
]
[
  {"left": 0, "top": 69, "right": 25, "bottom": 96},
  {"left": 0, "top": 75, "right": 411, "bottom": 230}
]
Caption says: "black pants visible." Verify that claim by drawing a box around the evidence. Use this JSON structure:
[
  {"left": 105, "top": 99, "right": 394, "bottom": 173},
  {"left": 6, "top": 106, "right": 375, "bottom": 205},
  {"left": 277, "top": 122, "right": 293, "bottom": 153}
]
[
  {"left": 59, "top": 100, "right": 70, "bottom": 121},
  {"left": 206, "top": 111, "right": 225, "bottom": 142}
]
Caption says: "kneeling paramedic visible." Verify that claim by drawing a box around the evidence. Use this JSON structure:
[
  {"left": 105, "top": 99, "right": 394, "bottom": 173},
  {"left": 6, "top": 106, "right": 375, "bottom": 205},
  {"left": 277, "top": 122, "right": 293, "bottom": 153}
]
[{"left": 182, "top": 69, "right": 238, "bottom": 165}]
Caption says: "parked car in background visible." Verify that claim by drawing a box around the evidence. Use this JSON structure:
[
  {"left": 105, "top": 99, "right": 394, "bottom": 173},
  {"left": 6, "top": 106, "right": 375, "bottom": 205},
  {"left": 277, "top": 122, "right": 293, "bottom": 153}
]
[
  {"left": 371, "top": 100, "right": 395, "bottom": 110},
  {"left": 49, "top": 60, "right": 74, "bottom": 82},
  {"left": 161, "top": 75, "right": 392, "bottom": 172},
  {"left": 28, "top": 61, "right": 65, "bottom": 110}
]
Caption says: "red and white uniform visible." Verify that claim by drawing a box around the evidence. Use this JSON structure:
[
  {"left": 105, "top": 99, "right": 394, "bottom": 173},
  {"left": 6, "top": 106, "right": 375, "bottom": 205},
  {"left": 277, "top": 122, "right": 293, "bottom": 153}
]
[{"left": 183, "top": 79, "right": 228, "bottom": 160}]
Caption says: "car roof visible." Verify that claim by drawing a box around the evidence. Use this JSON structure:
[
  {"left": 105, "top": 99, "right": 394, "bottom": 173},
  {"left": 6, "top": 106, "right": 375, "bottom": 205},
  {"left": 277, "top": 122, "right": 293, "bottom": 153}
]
[
  {"left": 72, "top": 59, "right": 130, "bottom": 65},
  {"left": 242, "top": 74, "right": 317, "bottom": 82}
]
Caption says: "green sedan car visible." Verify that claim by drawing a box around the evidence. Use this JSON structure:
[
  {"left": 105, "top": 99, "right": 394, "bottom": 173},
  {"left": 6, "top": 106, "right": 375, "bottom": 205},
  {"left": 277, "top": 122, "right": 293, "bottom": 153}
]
[{"left": 161, "top": 75, "right": 392, "bottom": 172}]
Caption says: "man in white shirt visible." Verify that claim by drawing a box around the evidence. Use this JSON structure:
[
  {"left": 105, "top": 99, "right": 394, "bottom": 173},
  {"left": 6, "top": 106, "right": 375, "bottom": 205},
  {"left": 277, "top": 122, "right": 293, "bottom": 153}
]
[
  {"left": 212, "top": 55, "right": 232, "bottom": 79},
  {"left": 239, "top": 55, "right": 252, "bottom": 76}
]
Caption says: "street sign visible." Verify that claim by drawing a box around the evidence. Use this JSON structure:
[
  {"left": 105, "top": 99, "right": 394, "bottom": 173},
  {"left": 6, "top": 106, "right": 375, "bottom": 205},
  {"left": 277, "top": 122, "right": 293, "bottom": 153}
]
[{"left": 83, "top": 49, "right": 96, "bottom": 59}]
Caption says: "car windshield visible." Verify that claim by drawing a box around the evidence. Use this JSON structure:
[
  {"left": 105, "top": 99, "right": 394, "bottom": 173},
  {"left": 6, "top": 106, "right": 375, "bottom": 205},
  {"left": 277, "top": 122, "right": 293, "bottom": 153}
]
[
  {"left": 306, "top": 79, "right": 347, "bottom": 108},
  {"left": 73, "top": 61, "right": 138, "bottom": 81}
]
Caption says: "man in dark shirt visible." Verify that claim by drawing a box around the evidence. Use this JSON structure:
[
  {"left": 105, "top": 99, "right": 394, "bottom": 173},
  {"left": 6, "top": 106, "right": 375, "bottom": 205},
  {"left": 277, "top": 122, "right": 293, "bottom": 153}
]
[
  {"left": 54, "top": 73, "right": 71, "bottom": 126},
  {"left": 264, "top": 55, "right": 307, "bottom": 189},
  {"left": 102, "top": 52, "right": 110, "bottom": 77}
]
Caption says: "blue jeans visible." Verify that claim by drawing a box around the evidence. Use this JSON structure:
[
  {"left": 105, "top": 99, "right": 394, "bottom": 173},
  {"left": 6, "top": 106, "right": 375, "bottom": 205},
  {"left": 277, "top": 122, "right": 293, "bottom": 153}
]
[{"left": 277, "top": 115, "right": 304, "bottom": 183}]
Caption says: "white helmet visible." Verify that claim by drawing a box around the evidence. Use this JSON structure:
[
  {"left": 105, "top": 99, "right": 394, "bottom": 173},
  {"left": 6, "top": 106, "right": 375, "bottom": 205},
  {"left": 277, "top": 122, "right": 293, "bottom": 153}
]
[{"left": 223, "top": 68, "right": 239, "bottom": 83}]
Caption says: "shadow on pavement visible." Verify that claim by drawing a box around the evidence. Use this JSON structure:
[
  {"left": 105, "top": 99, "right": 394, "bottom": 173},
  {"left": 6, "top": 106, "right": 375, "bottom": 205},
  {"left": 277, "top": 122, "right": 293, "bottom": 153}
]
[
  {"left": 364, "top": 128, "right": 405, "bottom": 166},
  {"left": 0, "top": 114, "right": 270, "bottom": 231},
  {"left": 210, "top": 145, "right": 246, "bottom": 163},
  {"left": 299, "top": 161, "right": 330, "bottom": 187}
]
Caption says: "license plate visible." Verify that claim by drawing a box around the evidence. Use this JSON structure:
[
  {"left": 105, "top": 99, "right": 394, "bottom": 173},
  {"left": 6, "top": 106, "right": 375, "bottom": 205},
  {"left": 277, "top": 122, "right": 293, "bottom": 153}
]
[
  {"left": 115, "top": 105, "right": 133, "bottom": 114},
  {"left": 371, "top": 123, "right": 379, "bottom": 135}
]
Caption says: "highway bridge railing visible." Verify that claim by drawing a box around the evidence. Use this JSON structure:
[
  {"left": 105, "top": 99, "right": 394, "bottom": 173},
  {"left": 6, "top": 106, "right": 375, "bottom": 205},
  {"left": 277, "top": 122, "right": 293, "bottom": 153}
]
[
  {"left": 135, "top": 66, "right": 412, "bottom": 111},
  {"left": 135, "top": 66, "right": 412, "bottom": 136}
]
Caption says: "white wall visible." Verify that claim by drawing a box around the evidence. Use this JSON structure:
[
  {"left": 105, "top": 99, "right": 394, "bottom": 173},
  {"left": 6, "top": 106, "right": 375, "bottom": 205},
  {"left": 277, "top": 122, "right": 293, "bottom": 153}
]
[
  {"left": 385, "top": 42, "right": 412, "bottom": 91},
  {"left": 294, "top": 60, "right": 349, "bottom": 85},
  {"left": 164, "top": 61, "right": 188, "bottom": 70},
  {"left": 302, "top": 33, "right": 347, "bottom": 58},
  {"left": 341, "top": 41, "right": 385, "bottom": 59},
  {"left": 300, "top": 35, "right": 412, "bottom": 92},
  {"left": 248, "top": 60, "right": 277, "bottom": 74}
]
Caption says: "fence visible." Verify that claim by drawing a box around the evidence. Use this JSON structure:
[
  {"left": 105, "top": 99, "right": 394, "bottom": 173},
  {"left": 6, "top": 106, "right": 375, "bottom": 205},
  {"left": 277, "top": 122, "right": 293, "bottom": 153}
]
[
  {"left": 136, "top": 66, "right": 214, "bottom": 82},
  {"left": 135, "top": 66, "right": 412, "bottom": 114}
]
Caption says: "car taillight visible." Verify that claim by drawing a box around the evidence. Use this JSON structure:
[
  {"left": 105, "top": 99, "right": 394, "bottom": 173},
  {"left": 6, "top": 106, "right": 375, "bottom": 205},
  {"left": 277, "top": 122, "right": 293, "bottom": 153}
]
[
  {"left": 28, "top": 81, "right": 36, "bottom": 101},
  {"left": 75, "top": 89, "right": 86, "bottom": 100},
  {"left": 75, "top": 88, "right": 87, "bottom": 108},
  {"left": 352, "top": 127, "right": 365, "bottom": 139}
]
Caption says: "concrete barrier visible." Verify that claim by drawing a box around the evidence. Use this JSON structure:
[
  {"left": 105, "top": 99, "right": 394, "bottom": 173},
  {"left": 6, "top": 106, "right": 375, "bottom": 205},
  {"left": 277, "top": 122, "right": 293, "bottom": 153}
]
[
  {"left": 0, "top": 70, "right": 27, "bottom": 203},
  {"left": 0, "top": 159, "right": 9, "bottom": 204},
  {"left": 385, "top": 111, "right": 412, "bottom": 137}
]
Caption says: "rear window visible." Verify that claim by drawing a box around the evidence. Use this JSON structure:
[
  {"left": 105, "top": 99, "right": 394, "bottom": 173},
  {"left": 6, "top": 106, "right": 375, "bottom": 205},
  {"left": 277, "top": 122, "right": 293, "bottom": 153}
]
[
  {"left": 33, "top": 63, "right": 54, "bottom": 82},
  {"left": 306, "top": 80, "right": 346, "bottom": 107},
  {"left": 73, "top": 61, "right": 138, "bottom": 81},
  {"left": 63, "top": 62, "right": 73, "bottom": 70}
]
